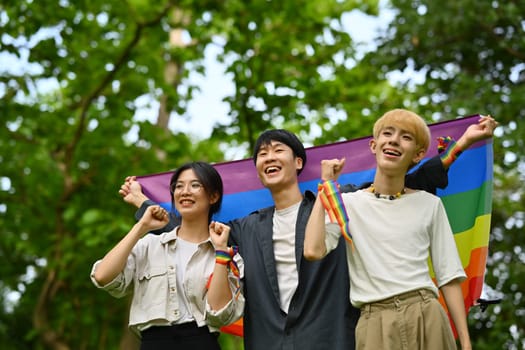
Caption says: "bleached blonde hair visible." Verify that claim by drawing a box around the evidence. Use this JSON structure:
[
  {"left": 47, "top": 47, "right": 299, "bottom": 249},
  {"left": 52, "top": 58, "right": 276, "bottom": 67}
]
[{"left": 373, "top": 108, "right": 431, "bottom": 153}]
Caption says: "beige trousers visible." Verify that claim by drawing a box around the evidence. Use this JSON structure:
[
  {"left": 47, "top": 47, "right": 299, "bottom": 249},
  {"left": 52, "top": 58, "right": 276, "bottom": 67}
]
[{"left": 356, "top": 289, "right": 457, "bottom": 350}]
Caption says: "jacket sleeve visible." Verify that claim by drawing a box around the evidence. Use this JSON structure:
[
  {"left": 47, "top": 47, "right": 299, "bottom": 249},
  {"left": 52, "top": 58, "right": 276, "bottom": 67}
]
[
  {"left": 135, "top": 199, "right": 179, "bottom": 234},
  {"left": 339, "top": 183, "right": 359, "bottom": 193},
  {"left": 90, "top": 255, "right": 136, "bottom": 299},
  {"left": 405, "top": 156, "right": 448, "bottom": 194}
]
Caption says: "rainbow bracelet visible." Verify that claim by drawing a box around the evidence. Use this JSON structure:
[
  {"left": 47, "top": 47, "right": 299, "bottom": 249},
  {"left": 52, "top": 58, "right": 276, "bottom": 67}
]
[
  {"left": 214, "top": 247, "right": 242, "bottom": 298},
  {"left": 215, "top": 249, "right": 232, "bottom": 265},
  {"left": 437, "top": 136, "right": 463, "bottom": 168}
]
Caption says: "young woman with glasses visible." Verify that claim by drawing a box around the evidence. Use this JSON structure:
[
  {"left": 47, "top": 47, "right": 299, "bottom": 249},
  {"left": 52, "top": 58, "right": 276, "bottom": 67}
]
[{"left": 91, "top": 161, "right": 244, "bottom": 350}]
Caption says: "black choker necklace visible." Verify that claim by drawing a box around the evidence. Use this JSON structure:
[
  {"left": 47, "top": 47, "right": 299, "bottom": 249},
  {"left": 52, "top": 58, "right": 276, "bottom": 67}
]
[{"left": 369, "top": 184, "right": 405, "bottom": 200}]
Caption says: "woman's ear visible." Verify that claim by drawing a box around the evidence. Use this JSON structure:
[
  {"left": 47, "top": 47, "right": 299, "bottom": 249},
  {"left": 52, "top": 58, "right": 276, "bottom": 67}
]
[{"left": 209, "top": 192, "right": 220, "bottom": 205}]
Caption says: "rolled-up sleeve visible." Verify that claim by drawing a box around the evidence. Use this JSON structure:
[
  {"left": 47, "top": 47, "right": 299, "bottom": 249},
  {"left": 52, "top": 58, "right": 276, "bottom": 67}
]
[{"left": 90, "top": 258, "right": 134, "bottom": 298}]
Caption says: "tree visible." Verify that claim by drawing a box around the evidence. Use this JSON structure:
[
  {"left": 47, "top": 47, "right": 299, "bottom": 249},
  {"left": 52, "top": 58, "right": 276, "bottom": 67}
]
[
  {"left": 0, "top": 1, "right": 227, "bottom": 349},
  {"left": 0, "top": 0, "right": 380, "bottom": 349}
]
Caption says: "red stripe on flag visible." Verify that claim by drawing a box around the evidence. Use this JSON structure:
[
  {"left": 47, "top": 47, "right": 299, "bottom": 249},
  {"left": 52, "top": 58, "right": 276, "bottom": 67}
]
[{"left": 220, "top": 318, "right": 244, "bottom": 337}]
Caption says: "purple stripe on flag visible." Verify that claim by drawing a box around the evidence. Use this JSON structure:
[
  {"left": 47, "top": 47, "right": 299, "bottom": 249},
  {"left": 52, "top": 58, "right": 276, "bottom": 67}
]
[{"left": 137, "top": 115, "right": 486, "bottom": 204}]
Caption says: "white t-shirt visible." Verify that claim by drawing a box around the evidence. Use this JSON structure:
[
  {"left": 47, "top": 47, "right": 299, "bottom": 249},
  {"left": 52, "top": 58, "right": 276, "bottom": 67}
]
[
  {"left": 273, "top": 202, "right": 301, "bottom": 313},
  {"left": 173, "top": 236, "right": 199, "bottom": 323},
  {"left": 325, "top": 190, "right": 466, "bottom": 307}
]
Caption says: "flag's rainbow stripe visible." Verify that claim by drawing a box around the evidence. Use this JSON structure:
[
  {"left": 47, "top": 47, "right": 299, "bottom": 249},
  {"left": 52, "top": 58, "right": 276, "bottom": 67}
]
[{"left": 138, "top": 115, "right": 492, "bottom": 337}]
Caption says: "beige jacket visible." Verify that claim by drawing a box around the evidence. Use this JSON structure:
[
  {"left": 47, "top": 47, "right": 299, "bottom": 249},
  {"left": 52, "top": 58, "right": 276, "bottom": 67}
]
[{"left": 91, "top": 227, "right": 244, "bottom": 335}]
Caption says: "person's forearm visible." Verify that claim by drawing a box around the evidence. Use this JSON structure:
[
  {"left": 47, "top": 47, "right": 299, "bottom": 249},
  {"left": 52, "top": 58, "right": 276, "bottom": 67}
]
[
  {"left": 207, "top": 261, "right": 233, "bottom": 310},
  {"left": 304, "top": 197, "right": 328, "bottom": 260},
  {"left": 440, "top": 115, "right": 498, "bottom": 170},
  {"left": 455, "top": 134, "right": 471, "bottom": 152},
  {"left": 93, "top": 222, "right": 147, "bottom": 286},
  {"left": 129, "top": 192, "right": 149, "bottom": 208},
  {"left": 441, "top": 280, "right": 472, "bottom": 350}
]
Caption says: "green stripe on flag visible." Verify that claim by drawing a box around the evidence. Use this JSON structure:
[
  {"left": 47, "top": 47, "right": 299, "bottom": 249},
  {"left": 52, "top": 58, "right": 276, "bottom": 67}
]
[{"left": 441, "top": 180, "right": 493, "bottom": 233}]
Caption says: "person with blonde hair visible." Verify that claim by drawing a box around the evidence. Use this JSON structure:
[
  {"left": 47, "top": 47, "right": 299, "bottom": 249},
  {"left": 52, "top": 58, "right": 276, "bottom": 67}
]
[{"left": 304, "top": 109, "right": 484, "bottom": 350}]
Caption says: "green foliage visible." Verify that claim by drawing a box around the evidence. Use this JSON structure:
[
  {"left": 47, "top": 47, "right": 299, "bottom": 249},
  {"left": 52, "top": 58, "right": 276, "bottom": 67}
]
[
  {"left": 210, "top": 0, "right": 381, "bottom": 151},
  {"left": 0, "top": 0, "right": 229, "bottom": 348},
  {"left": 1, "top": 0, "right": 523, "bottom": 349}
]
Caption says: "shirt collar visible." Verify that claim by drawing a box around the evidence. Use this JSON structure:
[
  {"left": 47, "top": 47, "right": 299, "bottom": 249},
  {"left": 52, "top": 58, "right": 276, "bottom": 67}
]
[{"left": 159, "top": 226, "right": 213, "bottom": 247}]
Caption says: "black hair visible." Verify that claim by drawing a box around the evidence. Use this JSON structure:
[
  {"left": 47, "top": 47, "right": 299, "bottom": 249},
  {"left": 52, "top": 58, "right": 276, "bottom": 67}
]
[
  {"left": 169, "top": 161, "right": 223, "bottom": 221},
  {"left": 252, "top": 129, "right": 307, "bottom": 175}
]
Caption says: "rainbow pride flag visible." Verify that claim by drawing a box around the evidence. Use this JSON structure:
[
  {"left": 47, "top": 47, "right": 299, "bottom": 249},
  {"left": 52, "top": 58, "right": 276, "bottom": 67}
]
[{"left": 137, "top": 115, "right": 493, "bottom": 337}]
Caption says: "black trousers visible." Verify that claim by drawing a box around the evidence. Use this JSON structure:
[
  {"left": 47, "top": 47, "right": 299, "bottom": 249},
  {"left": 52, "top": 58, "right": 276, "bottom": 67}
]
[{"left": 140, "top": 322, "right": 221, "bottom": 350}]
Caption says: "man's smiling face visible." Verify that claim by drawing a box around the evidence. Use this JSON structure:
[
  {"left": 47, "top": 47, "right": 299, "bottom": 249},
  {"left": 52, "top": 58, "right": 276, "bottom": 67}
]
[
  {"left": 255, "top": 140, "right": 303, "bottom": 190},
  {"left": 370, "top": 124, "right": 424, "bottom": 173}
]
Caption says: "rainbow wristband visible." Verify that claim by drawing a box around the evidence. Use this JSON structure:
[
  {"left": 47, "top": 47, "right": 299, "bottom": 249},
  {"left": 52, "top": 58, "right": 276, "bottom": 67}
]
[
  {"left": 215, "top": 249, "right": 232, "bottom": 265},
  {"left": 437, "top": 136, "right": 463, "bottom": 168},
  {"left": 214, "top": 247, "right": 242, "bottom": 299}
]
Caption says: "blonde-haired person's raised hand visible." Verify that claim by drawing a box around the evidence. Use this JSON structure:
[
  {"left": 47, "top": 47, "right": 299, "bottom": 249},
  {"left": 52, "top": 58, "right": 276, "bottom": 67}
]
[
  {"left": 209, "top": 221, "right": 230, "bottom": 250},
  {"left": 457, "top": 115, "right": 499, "bottom": 150},
  {"left": 321, "top": 158, "right": 346, "bottom": 182}
]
